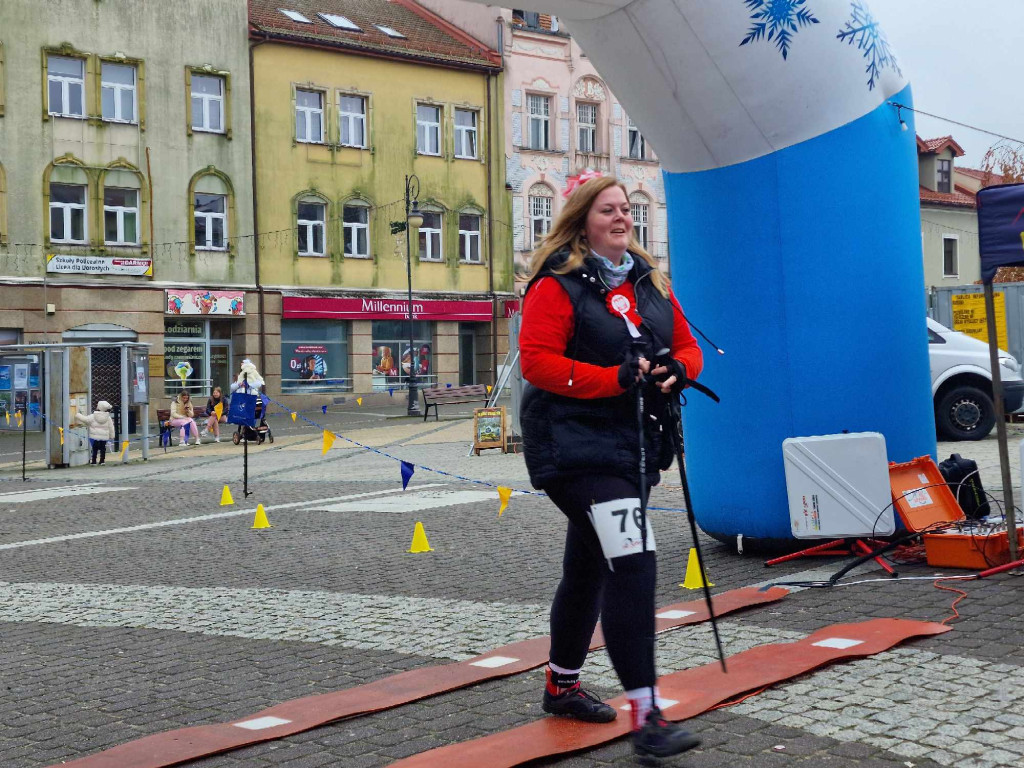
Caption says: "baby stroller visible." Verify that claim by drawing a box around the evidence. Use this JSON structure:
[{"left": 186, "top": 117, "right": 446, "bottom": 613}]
[{"left": 231, "top": 393, "right": 274, "bottom": 445}]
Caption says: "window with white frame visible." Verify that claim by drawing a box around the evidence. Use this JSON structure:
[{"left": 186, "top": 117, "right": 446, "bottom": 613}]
[
  {"left": 631, "top": 200, "right": 649, "bottom": 250},
  {"left": 529, "top": 189, "right": 552, "bottom": 246},
  {"left": 103, "top": 188, "right": 139, "bottom": 245},
  {"left": 343, "top": 204, "right": 369, "bottom": 257},
  {"left": 459, "top": 214, "right": 481, "bottom": 262},
  {"left": 101, "top": 62, "right": 137, "bottom": 123},
  {"left": 943, "top": 235, "right": 959, "bottom": 278},
  {"left": 527, "top": 94, "right": 550, "bottom": 150},
  {"left": 48, "top": 56, "right": 85, "bottom": 118},
  {"left": 577, "top": 102, "right": 597, "bottom": 153},
  {"left": 339, "top": 95, "right": 366, "bottom": 147},
  {"left": 296, "top": 89, "right": 324, "bottom": 143},
  {"left": 627, "top": 117, "right": 647, "bottom": 160},
  {"left": 416, "top": 104, "right": 441, "bottom": 155},
  {"left": 454, "top": 109, "right": 478, "bottom": 159},
  {"left": 191, "top": 74, "right": 225, "bottom": 133},
  {"left": 297, "top": 201, "right": 326, "bottom": 256},
  {"left": 194, "top": 193, "right": 227, "bottom": 250},
  {"left": 49, "top": 183, "right": 87, "bottom": 243},
  {"left": 418, "top": 211, "right": 442, "bottom": 260}
]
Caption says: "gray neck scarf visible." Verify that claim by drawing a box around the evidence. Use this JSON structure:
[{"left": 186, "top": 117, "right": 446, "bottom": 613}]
[{"left": 590, "top": 251, "right": 634, "bottom": 289}]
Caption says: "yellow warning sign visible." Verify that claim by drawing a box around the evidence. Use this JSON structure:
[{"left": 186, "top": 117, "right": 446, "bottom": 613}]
[{"left": 951, "top": 292, "right": 1008, "bottom": 350}]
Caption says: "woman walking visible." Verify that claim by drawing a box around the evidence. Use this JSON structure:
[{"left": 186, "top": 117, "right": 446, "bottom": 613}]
[{"left": 519, "top": 173, "right": 704, "bottom": 762}]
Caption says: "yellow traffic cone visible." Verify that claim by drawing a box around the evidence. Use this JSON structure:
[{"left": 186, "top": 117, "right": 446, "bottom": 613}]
[
  {"left": 407, "top": 521, "right": 433, "bottom": 553},
  {"left": 251, "top": 504, "right": 272, "bottom": 529},
  {"left": 680, "top": 547, "right": 713, "bottom": 589},
  {"left": 220, "top": 485, "right": 234, "bottom": 506}
]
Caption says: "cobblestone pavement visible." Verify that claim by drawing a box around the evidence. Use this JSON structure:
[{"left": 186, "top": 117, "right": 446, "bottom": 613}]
[{"left": 0, "top": 407, "right": 1022, "bottom": 768}]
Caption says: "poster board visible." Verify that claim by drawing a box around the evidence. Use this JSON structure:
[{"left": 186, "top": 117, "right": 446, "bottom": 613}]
[
  {"left": 951, "top": 292, "right": 1008, "bottom": 350},
  {"left": 473, "top": 406, "right": 506, "bottom": 455}
]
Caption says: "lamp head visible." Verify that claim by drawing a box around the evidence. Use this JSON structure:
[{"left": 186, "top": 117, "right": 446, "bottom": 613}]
[{"left": 408, "top": 202, "right": 424, "bottom": 229}]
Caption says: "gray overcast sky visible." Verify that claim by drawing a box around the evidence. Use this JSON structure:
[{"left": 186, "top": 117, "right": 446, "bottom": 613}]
[{"left": 872, "top": 0, "right": 1024, "bottom": 168}]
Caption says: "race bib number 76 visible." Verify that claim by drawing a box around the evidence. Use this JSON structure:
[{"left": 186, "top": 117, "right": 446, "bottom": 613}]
[{"left": 587, "top": 497, "right": 656, "bottom": 560}]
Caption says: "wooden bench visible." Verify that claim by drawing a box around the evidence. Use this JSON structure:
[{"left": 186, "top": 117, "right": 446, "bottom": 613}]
[
  {"left": 157, "top": 406, "right": 210, "bottom": 447},
  {"left": 420, "top": 384, "right": 489, "bottom": 421}
]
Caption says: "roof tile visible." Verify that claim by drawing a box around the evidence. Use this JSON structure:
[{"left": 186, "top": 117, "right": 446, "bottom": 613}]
[{"left": 919, "top": 185, "right": 975, "bottom": 208}]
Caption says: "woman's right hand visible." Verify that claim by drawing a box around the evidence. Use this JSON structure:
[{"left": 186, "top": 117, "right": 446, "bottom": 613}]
[{"left": 617, "top": 355, "right": 649, "bottom": 389}]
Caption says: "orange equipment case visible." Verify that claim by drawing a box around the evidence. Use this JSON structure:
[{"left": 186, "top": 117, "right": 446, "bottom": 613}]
[
  {"left": 923, "top": 527, "right": 1024, "bottom": 570},
  {"left": 888, "top": 456, "right": 963, "bottom": 532}
]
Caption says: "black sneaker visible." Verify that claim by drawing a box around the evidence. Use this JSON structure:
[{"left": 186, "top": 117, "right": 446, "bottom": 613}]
[
  {"left": 633, "top": 707, "right": 700, "bottom": 764},
  {"left": 542, "top": 684, "right": 617, "bottom": 723}
]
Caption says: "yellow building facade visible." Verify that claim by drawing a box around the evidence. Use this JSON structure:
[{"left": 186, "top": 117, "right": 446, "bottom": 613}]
[{"left": 250, "top": 0, "right": 512, "bottom": 400}]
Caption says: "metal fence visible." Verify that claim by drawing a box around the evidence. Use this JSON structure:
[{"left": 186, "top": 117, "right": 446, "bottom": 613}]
[{"left": 930, "top": 282, "right": 1024, "bottom": 366}]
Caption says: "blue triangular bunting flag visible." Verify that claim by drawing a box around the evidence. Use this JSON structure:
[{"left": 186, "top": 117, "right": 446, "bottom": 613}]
[
  {"left": 400, "top": 461, "right": 415, "bottom": 490},
  {"left": 322, "top": 405, "right": 328, "bottom": 414},
  {"left": 184, "top": 422, "right": 191, "bottom": 439},
  {"left": 446, "top": 383, "right": 452, "bottom": 388},
  {"left": 388, "top": 388, "right": 394, "bottom": 397}
]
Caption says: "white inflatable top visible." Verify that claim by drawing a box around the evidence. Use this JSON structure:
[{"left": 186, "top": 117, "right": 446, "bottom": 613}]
[{"left": 500, "top": 0, "right": 907, "bottom": 172}]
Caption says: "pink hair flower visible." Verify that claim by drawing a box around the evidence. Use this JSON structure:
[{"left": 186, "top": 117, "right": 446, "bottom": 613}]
[{"left": 563, "top": 169, "right": 604, "bottom": 199}]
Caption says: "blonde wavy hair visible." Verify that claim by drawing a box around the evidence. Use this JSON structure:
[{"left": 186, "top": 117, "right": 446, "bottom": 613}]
[{"left": 527, "top": 175, "right": 668, "bottom": 298}]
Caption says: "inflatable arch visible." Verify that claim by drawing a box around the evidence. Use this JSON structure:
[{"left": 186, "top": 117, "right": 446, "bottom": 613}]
[{"left": 492, "top": 0, "right": 935, "bottom": 543}]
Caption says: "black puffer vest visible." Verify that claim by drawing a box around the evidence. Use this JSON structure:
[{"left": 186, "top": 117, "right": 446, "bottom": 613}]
[{"left": 521, "top": 253, "right": 677, "bottom": 490}]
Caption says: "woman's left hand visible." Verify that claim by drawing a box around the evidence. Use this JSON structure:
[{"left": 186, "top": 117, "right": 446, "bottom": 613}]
[{"left": 649, "top": 363, "right": 677, "bottom": 394}]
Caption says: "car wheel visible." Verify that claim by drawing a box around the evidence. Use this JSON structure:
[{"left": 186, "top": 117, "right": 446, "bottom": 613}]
[{"left": 936, "top": 385, "right": 995, "bottom": 441}]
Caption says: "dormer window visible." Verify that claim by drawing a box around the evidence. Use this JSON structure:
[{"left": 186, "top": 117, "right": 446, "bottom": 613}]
[{"left": 937, "top": 159, "right": 951, "bottom": 193}]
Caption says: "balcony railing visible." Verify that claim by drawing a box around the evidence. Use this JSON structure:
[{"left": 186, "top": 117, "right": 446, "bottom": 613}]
[{"left": 574, "top": 151, "right": 610, "bottom": 173}]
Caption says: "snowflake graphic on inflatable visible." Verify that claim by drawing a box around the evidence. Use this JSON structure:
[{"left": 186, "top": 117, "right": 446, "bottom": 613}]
[
  {"left": 739, "top": 0, "right": 820, "bottom": 60},
  {"left": 837, "top": 1, "right": 902, "bottom": 90}
]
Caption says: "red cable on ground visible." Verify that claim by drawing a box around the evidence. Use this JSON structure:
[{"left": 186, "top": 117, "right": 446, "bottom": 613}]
[{"left": 933, "top": 577, "right": 969, "bottom": 625}]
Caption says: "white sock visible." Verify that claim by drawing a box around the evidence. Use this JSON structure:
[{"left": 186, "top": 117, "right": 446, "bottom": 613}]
[{"left": 625, "top": 686, "right": 659, "bottom": 731}]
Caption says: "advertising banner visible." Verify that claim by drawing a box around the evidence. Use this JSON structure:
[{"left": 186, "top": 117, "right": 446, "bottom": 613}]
[
  {"left": 978, "top": 183, "right": 1024, "bottom": 284},
  {"left": 284, "top": 296, "right": 491, "bottom": 322},
  {"left": 47, "top": 254, "right": 153, "bottom": 276},
  {"left": 166, "top": 290, "right": 245, "bottom": 316},
  {"left": 951, "top": 292, "right": 1008, "bottom": 351}
]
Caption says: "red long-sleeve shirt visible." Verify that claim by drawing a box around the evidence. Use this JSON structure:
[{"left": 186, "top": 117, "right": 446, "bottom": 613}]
[{"left": 520, "top": 276, "right": 703, "bottom": 398}]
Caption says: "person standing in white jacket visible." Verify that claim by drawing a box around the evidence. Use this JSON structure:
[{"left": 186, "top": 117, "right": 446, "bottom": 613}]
[{"left": 75, "top": 400, "right": 116, "bottom": 465}]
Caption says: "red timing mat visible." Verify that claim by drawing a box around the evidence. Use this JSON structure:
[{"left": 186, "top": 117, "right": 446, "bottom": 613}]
[
  {"left": 389, "top": 618, "right": 950, "bottom": 768},
  {"left": 49, "top": 587, "right": 787, "bottom": 768}
]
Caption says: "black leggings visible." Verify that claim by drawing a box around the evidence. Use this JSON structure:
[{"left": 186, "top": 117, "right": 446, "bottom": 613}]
[
  {"left": 545, "top": 474, "right": 657, "bottom": 693},
  {"left": 90, "top": 439, "right": 107, "bottom": 464}
]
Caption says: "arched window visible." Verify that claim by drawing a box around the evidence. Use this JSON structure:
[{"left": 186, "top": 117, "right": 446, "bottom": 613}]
[
  {"left": 629, "top": 191, "right": 651, "bottom": 251},
  {"left": 417, "top": 203, "right": 444, "bottom": 262},
  {"left": 528, "top": 183, "right": 554, "bottom": 246},
  {"left": 458, "top": 206, "right": 485, "bottom": 263},
  {"left": 188, "top": 167, "right": 235, "bottom": 254},
  {"left": 99, "top": 160, "right": 146, "bottom": 249},
  {"left": 341, "top": 197, "right": 371, "bottom": 258},
  {"left": 294, "top": 191, "right": 330, "bottom": 257},
  {"left": 44, "top": 155, "right": 93, "bottom": 247}
]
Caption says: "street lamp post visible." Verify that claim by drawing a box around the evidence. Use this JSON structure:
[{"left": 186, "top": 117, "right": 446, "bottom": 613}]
[{"left": 404, "top": 174, "right": 424, "bottom": 416}]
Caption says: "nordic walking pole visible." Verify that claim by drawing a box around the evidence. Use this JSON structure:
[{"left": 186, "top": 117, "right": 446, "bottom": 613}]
[
  {"left": 632, "top": 343, "right": 651, "bottom": 553},
  {"left": 656, "top": 349, "right": 726, "bottom": 672}
]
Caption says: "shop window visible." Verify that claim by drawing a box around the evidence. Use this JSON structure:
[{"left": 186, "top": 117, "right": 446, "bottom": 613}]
[
  {"left": 50, "top": 183, "right": 88, "bottom": 244},
  {"left": 101, "top": 62, "right": 137, "bottom": 123},
  {"left": 281, "top": 319, "right": 350, "bottom": 393},
  {"left": 343, "top": 203, "right": 370, "bottom": 257},
  {"left": 418, "top": 211, "right": 442, "bottom": 261},
  {"left": 297, "top": 201, "right": 326, "bottom": 256},
  {"left": 48, "top": 55, "right": 86, "bottom": 118},
  {"left": 104, "top": 188, "right": 139, "bottom": 246},
  {"left": 454, "top": 109, "right": 478, "bottom": 159},
  {"left": 459, "top": 214, "right": 482, "bottom": 263},
  {"left": 339, "top": 94, "right": 366, "bottom": 148},
  {"left": 371, "top": 320, "right": 432, "bottom": 390}
]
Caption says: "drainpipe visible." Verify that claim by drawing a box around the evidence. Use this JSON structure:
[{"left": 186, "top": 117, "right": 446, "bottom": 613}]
[
  {"left": 249, "top": 33, "right": 268, "bottom": 372},
  {"left": 486, "top": 70, "right": 497, "bottom": 386}
]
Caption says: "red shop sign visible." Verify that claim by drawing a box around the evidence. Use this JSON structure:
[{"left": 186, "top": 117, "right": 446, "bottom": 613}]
[{"left": 284, "top": 296, "right": 493, "bottom": 322}]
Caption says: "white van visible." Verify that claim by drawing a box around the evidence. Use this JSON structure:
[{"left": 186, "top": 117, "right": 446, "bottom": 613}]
[{"left": 928, "top": 317, "right": 1024, "bottom": 440}]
